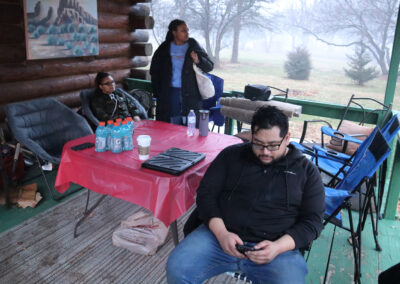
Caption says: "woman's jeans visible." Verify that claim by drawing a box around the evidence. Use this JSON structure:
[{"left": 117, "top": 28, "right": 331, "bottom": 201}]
[
  {"left": 169, "top": 87, "right": 184, "bottom": 125},
  {"left": 166, "top": 225, "right": 308, "bottom": 284}
]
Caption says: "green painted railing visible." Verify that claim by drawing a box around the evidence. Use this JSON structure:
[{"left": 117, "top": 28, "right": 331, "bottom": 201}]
[{"left": 123, "top": 77, "right": 399, "bottom": 219}]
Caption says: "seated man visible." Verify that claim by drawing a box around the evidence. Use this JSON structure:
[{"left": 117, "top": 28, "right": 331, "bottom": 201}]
[
  {"left": 166, "top": 106, "right": 325, "bottom": 284},
  {"left": 90, "top": 72, "right": 147, "bottom": 122}
]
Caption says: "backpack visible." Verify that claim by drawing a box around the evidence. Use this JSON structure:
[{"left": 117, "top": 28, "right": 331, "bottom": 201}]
[{"left": 128, "top": 89, "right": 153, "bottom": 112}]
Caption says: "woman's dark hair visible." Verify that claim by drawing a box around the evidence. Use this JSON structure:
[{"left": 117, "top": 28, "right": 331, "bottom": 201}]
[
  {"left": 165, "top": 19, "right": 186, "bottom": 42},
  {"left": 95, "top": 72, "right": 111, "bottom": 89},
  {"left": 251, "top": 106, "right": 289, "bottom": 137}
]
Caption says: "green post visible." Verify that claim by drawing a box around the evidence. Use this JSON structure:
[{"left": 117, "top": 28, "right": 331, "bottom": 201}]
[{"left": 384, "top": 139, "right": 400, "bottom": 219}]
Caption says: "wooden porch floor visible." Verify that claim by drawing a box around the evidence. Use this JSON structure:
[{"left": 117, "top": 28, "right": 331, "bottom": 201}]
[{"left": 0, "top": 187, "right": 399, "bottom": 284}]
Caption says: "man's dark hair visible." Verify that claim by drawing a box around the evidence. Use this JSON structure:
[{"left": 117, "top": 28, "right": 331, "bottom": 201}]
[
  {"left": 165, "top": 19, "right": 186, "bottom": 42},
  {"left": 251, "top": 106, "right": 288, "bottom": 137},
  {"left": 95, "top": 71, "right": 111, "bottom": 89}
]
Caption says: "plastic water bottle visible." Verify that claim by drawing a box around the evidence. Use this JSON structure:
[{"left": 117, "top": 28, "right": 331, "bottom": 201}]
[
  {"left": 106, "top": 120, "right": 114, "bottom": 150},
  {"left": 126, "top": 117, "right": 134, "bottom": 135},
  {"left": 121, "top": 121, "right": 133, "bottom": 151},
  {"left": 187, "top": 109, "right": 196, "bottom": 136},
  {"left": 110, "top": 122, "right": 123, "bottom": 153},
  {"left": 95, "top": 122, "right": 107, "bottom": 152}
]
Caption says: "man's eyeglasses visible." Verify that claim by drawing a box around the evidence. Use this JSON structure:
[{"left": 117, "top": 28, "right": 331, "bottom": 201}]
[
  {"left": 101, "top": 81, "right": 115, "bottom": 86},
  {"left": 251, "top": 136, "right": 286, "bottom": 152}
]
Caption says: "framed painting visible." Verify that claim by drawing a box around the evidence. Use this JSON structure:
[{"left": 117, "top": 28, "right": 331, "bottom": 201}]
[{"left": 23, "top": 0, "right": 99, "bottom": 60}]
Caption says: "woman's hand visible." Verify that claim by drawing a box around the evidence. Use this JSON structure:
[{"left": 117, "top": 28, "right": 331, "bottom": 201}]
[
  {"left": 190, "top": 51, "right": 199, "bottom": 64},
  {"left": 133, "top": 116, "right": 141, "bottom": 122}
]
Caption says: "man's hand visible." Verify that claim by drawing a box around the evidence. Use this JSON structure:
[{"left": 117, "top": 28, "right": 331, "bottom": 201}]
[
  {"left": 216, "top": 231, "right": 246, "bottom": 259},
  {"left": 208, "top": 217, "right": 245, "bottom": 259},
  {"left": 245, "top": 240, "right": 281, "bottom": 264}
]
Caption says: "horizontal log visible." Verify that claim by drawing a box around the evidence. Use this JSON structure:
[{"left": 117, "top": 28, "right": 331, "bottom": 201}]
[
  {"left": 132, "top": 56, "right": 149, "bottom": 68},
  {"left": 131, "top": 43, "right": 153, "bottom": 56},
  {"left": 98, "top": 14, "right": 129, "bottom": 29},
  {"left": 0, "top": 68, "right": 131, "bottom": 104},
  {"left": 0, "top": 24, "right": 25, "bottom": 44},
  {"left": 130, "top": 4, "right": 150, "bottom": 17},
  {"left": 98, "top": 29, "right": 149, "bottom": 43},
  {"left": 0, "top": 43, "right": 26, "bottom": 63},
  {"left": 130, "top": 16, "right": 154, "bottom": 30},
  {"left": 98, "top": 43, "right": 131, "bottom": 58},
  {"left": 0, "top": 3, "right": 23, "bottom": 25},
  {"left": 0, "top": 57, "right": 139, "bottom": 83},
  {"left": 97, "top": 0, "right": 131, "bottom": 14},
  {"left": 55, "top": 90, "right": 82, "bottom": 108},
  {"left": 130, "top": 68, "right": 150, "bottom": 80}
]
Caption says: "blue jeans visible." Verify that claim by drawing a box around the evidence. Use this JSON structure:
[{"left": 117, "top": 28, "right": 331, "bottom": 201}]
[
  {"left": 169, "top": 87, "right": 184, "bottom": 125},
  {"left": 166, "top": 225, "right": 308, "bottom": 284}
]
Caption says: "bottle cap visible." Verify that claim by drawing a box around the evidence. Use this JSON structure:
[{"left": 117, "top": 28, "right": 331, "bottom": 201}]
[
  {"left": 107, "top": 120, "right": 114, "bottom": 125},
  {"left": 121, "top": 121, "right": 127, "bottom": 125},
  {"left": 99, "top": 121, "right": 106, "bottom": 126},
  {"left": 126, "top": 117, "right": 133, "bottom": 122},
  {"left": 114, "top": 122, "right": 120, "bottom": 126},
  {"left": 116, "top": 118, "right": 122, "bottom": 123}
]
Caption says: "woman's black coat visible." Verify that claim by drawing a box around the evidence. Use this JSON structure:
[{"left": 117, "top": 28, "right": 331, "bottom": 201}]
[{"left": 150, "top": 38, "right": 214, "bottom": 122}]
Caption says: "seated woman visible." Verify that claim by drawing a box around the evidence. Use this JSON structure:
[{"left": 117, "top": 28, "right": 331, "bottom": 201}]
[{"left": 90, "top": 72, "right": 147, "bottom": 122}]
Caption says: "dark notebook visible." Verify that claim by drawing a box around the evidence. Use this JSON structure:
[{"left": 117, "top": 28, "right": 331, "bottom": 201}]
[{"left": 141, "top": 147, "right": 206, "bottom": 175}]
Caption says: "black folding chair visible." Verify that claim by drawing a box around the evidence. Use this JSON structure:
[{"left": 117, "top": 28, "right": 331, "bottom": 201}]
[{"left": 5, "top": 98, "right": 93, "bottom": 200}]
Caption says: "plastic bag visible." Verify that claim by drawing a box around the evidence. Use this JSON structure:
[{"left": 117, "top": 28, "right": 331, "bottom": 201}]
[{"left": 112, "top": 210, "right": 168, "bottom": 255}]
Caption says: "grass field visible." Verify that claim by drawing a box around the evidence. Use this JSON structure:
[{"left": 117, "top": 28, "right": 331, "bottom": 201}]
[{"left": 211, "top": 52, "right": 400, "bottom": 109}]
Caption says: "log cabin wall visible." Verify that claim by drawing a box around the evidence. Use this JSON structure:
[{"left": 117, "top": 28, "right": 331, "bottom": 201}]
[{"left": 0, "top": 0, "right": 153, "bottom": 124}]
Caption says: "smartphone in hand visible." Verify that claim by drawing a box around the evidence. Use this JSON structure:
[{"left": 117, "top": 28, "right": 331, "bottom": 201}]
[{"left": 235, "top": 244, "right": 262, "bottom": 254}]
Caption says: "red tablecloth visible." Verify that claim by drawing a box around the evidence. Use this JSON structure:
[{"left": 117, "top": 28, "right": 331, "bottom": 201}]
[{"left": 55, "top": 120, "right": 241, "bottom": 226}]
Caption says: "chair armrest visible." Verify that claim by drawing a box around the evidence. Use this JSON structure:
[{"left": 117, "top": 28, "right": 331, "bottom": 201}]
[
  {"left": 321, "top": 126, "right": 364, "bottom": 144},
  {"left": 313, "top": 145, "right": 352, "bottom": 163}
]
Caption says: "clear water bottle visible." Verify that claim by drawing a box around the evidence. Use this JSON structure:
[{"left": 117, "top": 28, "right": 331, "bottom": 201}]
[
  {"left": 106, "top": 120, "right": 114, "bottom": 150},
  {"left": 121, "top": 121, "right": 133, "bottom": 151},
  {"left": 187, "top": 109, "right": 196, "bottom": 136},
  {"left": 126, "top": 117, "right": 134, "bottom": 135},
  {"left": 95, "top": 122, "right": 107, "bottom": 152},
  {"left": 110, "top": 122, "right": 123, "bottom": 153}
]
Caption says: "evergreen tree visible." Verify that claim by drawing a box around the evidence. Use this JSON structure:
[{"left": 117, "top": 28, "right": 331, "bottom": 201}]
[
  {"left": 284, "top": 47, "right": 312, "bottom": 80},
  {"left": 344, "top": 45, "right": 379, "bottom": 86}
]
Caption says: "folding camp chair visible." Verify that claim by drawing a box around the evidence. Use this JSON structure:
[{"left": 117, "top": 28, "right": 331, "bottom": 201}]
[
  {"left": 5, "top": 98, "right": 93, "bottom": 200},
  {"left": 322, "top": 127, "right": 391, "bottom": 284},
  {"left": 313, "top": 115, "right": 400, "bottom": 246}
]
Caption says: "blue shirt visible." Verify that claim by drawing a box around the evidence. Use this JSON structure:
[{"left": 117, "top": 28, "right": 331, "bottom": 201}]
[{"left": 170, "top": 42, "right": 189, "bottom": 88}]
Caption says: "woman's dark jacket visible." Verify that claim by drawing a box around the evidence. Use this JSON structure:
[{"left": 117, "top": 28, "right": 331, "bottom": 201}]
[
  {"left": 196, "top": 143, "right": 325, "bottom": 249},
  {"left": 90, "top": 88, "right": 146, "bottom": 122},
  {"left": 150, "top": 38, "right": 214, "bottom": 122}
]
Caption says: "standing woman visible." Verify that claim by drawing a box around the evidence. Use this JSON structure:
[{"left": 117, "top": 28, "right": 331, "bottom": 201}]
[{"left": 150, "top": 19, "right": 214, "bottom": 125}]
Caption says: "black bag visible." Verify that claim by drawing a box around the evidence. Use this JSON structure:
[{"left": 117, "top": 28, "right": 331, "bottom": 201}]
[
  {"left": 128, "top": 89, "right": 152, "bottom": 112},
  {"left": 244, "top": 84, "right": 272, "bottom": 101}
]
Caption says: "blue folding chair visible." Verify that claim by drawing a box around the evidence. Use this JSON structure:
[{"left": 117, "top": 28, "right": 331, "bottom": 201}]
[
  {"left": 322, "top": 127, "right": 391, "bottom": 284},
  {"left": 202, "top": 74, "right": 225, "bottom": 133}
]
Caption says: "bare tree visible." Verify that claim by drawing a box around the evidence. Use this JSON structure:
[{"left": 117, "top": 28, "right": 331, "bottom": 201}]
[
  {"left": 150, "top": 0, "right": 177, "bottom": 45},
  {"left": 183, "top": 0, "right": 270, "bottom": 67},
  {"left": 293, "top": 0, "right": 399, "bottom": 75},
  {"left": 230, "top": 0, "right": 275, "bottom": 63}
]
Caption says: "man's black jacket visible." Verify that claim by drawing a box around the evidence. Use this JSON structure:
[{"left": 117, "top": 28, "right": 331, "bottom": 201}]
[{"left": 196, "top": 143, "right": 325, "bottom": 249}]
